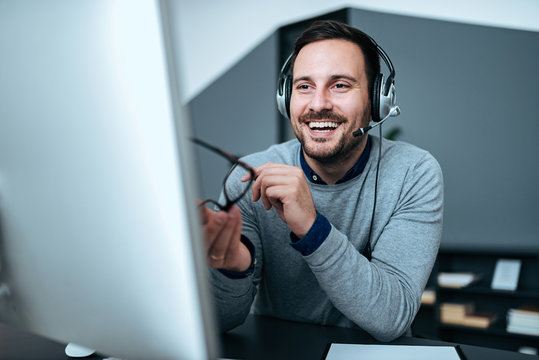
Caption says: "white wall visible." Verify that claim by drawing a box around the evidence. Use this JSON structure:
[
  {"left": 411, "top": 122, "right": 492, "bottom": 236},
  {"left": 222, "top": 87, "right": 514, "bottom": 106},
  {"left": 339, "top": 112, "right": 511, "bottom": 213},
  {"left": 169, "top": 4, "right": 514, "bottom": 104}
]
[{"left": 176, "top": 0, "right": 539, "bottom": 103}]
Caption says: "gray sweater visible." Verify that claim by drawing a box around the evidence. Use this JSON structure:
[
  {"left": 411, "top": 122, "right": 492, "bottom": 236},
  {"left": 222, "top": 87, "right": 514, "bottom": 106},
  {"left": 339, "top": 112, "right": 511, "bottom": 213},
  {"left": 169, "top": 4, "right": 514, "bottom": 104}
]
[{"left": 211, "top": 135, "right": 443, "bottom": 341}]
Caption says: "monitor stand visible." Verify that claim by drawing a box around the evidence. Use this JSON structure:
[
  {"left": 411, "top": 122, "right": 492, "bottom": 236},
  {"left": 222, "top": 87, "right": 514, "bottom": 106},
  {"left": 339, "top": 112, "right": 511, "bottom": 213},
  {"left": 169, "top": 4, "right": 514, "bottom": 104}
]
[{"left": 65, "top": 343, "right": 95, "bottom": 358}]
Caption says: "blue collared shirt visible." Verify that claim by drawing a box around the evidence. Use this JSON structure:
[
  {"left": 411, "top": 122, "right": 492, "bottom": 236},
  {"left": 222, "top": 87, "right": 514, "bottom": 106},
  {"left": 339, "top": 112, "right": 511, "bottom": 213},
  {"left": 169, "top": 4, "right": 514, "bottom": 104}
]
[
  {"left": 290, "top": 136, "right": 372, "bottom": 255},
  {"left": 299, "top": 135, "right": 372, "bottom": 185}
]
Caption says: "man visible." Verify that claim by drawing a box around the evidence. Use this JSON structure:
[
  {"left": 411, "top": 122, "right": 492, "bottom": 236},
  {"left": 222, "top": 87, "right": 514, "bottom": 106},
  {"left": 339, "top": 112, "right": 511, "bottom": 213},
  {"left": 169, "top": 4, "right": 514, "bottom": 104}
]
[{"left": 201, "top": 20, "right": 443, "bottom": 341}]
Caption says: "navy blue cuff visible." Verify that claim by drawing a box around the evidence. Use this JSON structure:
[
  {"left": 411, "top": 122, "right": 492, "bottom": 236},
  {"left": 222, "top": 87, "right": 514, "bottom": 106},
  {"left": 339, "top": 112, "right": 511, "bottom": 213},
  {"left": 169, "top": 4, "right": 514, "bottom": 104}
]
[
  {"left": 289, "top": 212, "right": 331, "bottom": 256},
  {"left": 218, "top": 235, "right": 256, "bottom": 279}
]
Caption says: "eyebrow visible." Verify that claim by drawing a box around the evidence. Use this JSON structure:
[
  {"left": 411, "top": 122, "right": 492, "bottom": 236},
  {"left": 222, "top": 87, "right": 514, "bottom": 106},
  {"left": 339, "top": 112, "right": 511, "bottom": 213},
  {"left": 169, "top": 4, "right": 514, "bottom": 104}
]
[{"left": 293, "top": 74, "right": 359, "bottom": 85}]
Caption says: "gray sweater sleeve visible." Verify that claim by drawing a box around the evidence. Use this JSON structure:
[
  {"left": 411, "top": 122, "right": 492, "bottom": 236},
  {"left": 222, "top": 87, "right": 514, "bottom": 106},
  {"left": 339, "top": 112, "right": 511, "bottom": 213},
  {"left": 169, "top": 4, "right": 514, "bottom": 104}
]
[
  {"left": 209, "top": 267, "right": 255, "bottom": 331},
  {"left": 209, "top": 173, "right": 263, "bottom": 332},
  {"left": 303, "top": 152, "right": 443, "bottom": 341}
]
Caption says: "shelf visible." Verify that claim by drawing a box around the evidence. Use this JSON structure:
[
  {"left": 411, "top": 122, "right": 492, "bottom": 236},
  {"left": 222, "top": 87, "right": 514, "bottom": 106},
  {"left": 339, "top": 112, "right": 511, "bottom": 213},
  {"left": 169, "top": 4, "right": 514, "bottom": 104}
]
[
  {"left": 439, "top": 244, "right": 539, "bottom": 257},
  {"left": 440, "top": 323, "right": 539, "bottom": 340},
  {"left": 411, "top": 246, "right": 539, "bottom": 351},
  {"left": 437, "top": 286, "right": 539, "bottom": 299},
  {"left": 440, "top": 322, "right": 507, "bottom": 336}
]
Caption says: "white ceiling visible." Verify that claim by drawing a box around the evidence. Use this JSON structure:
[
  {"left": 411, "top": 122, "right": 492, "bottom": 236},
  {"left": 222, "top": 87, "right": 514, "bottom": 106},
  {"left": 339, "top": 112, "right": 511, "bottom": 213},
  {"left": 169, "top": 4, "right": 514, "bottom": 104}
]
[{"left": 174, "top": 0, "right": 539, "bottom": 103}]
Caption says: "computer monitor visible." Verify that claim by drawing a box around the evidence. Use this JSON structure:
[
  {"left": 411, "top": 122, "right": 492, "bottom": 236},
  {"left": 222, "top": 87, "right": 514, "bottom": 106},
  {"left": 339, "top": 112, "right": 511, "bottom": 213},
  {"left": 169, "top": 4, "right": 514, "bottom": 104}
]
[{"left": 0, "top": 1, "right": 218, "bottom": 359}]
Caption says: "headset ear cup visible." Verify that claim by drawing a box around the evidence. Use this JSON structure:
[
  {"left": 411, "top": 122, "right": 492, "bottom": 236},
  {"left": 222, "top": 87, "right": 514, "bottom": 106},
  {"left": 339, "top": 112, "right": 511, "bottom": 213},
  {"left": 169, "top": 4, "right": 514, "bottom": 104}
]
[
  {"left": 284, "top": 75, "right": 292, "bottom": 119},
  {"left": 276, "top": 74, "right": 292, "bottom": 120},
  {"left": 276, "top": 54, "right": 293, "bottom": 120},
  {"left": 371, "top": 74, "right": 383, "bottom": 123}
]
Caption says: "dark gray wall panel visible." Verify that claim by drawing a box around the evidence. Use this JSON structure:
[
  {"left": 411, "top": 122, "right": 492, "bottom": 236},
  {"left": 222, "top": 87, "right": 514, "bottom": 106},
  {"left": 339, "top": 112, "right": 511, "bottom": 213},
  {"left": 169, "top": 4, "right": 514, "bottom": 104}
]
[{"left": 349, "top": 9, "right": 539, "bottom": 248}]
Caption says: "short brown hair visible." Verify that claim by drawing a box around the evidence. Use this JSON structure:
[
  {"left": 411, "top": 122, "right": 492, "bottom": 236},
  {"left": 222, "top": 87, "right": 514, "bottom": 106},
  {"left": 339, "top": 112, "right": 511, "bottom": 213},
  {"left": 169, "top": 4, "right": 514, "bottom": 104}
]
[{"left": 291, "top": 20, "right": 381, "bottom": 101}]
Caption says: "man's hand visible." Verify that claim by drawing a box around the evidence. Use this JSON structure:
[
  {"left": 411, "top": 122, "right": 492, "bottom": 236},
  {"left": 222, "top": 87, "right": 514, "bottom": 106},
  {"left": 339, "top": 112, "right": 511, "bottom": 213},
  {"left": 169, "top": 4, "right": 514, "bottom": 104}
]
[
  {"left": 243, "top": 162, "right": 316, "bottom": 238},
  {"left": 200, "top": 205, "right": 251, "bottom": 272}
]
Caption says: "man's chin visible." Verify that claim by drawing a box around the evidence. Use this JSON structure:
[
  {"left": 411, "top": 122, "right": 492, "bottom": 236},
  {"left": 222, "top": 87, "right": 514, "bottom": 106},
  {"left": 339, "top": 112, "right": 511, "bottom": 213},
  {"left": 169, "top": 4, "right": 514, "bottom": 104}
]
[
  {"left": 303, "top": 143, "right": 342, "bottom": 163},
  {"left": 302, "top": 134, "right": 364, "bottom": 164}
]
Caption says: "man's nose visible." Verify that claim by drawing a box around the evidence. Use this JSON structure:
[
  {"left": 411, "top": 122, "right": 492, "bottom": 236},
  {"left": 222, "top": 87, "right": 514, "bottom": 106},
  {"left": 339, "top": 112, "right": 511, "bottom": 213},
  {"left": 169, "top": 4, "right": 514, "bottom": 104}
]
[{"left": 308, "top": 88, "right": 332, "bottom": 112}]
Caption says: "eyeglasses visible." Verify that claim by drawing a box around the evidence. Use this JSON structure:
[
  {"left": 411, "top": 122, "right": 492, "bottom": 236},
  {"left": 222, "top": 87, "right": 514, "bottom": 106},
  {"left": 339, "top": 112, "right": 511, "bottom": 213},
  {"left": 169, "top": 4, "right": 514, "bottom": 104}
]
[{"left": 191, "top": 137, "right": 255, "bottom": 212}]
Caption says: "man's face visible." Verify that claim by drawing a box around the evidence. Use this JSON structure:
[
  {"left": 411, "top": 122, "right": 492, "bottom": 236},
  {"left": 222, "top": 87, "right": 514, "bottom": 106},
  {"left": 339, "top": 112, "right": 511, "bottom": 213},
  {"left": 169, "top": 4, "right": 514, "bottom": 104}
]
[{"left": 289, "top": 39, "right": 370, "bottom": 164}]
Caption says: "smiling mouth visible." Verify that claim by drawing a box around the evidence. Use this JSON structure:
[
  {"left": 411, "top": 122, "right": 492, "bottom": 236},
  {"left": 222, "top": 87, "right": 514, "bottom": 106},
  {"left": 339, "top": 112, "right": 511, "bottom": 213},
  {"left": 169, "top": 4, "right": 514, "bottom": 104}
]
[{"left": 308, "top": 121, "right": 340, "bottom": 133}]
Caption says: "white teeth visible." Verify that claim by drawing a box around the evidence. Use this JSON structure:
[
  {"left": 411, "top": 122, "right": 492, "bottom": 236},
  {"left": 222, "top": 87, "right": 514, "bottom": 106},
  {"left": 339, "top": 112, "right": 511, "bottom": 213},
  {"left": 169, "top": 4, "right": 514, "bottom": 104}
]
[{"left": 308, "top": 122, "right": 339, "bottom": 129}]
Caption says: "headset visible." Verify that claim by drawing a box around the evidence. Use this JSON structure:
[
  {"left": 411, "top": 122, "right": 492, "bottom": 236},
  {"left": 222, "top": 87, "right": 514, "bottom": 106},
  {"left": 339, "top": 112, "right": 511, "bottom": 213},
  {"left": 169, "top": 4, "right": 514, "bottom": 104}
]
[{"left": 275, "top": 35, "right": 400, "bottom": 135}]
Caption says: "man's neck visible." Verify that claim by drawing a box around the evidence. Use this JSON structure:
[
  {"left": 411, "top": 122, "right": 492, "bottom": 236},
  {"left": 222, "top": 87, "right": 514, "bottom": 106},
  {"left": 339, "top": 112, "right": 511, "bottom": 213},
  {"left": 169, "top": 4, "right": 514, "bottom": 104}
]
[{"left": 303, "top": 137, "right": 368, "bottom": 185}]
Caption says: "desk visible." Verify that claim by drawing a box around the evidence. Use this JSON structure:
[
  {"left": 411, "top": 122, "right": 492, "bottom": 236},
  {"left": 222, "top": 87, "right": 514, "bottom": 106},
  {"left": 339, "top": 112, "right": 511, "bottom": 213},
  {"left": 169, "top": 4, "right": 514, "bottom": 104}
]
[
  {"left": 222, "top": 315, "right": 537, "bottom": 360},
  {"left": 0, "top": 315, "right": 536, "bottom": 359}
]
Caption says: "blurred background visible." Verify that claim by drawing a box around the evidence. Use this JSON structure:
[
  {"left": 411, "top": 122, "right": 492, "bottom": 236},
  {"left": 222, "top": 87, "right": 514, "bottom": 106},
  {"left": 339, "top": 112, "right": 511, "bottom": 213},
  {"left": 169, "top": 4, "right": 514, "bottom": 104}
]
[{"left": 171, "top": 1, "right": 539, "bottom": 250}]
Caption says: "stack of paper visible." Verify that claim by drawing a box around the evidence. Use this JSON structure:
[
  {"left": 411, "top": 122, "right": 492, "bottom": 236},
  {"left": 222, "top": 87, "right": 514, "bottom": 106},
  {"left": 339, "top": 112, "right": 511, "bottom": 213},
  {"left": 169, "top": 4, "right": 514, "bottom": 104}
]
[
  {"left": 440, "top": 301, "right": 498, "bottom": 329},
  {"left": 440, "top": 301, "right": 474, "bottom": 323},
  {"left": 421, "top": 288, "right": 436, "bottom": 305},
  {"left": 437, "top": 272, "right": 481, "bottom": 288},
  {"left": 459, "top": 312, "right": 498, "bottom": 328},
  {"left": 507, "top": 305, "right": 539, "bottom": 336}
]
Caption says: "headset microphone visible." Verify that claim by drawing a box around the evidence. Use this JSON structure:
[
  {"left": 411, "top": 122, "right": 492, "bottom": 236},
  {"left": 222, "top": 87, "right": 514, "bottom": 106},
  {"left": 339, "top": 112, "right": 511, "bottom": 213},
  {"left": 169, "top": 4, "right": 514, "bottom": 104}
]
[{"left": 352, "top": 106, "right": 401, "bottom": 137}]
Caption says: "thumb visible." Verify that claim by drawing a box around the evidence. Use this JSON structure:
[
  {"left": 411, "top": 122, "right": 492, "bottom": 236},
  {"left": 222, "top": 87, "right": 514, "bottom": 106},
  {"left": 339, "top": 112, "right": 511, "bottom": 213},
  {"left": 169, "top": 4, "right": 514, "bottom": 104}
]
[{"left": 198, "top": 201, "right": 213, "bottom": 225}]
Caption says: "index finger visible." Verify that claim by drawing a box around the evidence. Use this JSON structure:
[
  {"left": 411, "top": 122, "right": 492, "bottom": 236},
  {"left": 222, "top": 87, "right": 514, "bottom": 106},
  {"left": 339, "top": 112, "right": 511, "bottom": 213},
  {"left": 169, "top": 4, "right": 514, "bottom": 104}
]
[{"left": 240, "top": 162, "right": 276, "bottom": 182}]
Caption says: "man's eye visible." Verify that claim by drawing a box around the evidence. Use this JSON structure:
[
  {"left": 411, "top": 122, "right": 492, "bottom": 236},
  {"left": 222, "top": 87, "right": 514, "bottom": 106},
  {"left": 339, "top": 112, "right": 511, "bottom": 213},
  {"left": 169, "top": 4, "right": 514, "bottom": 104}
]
[
  {"left": 334, "top": 83, "right": 349, "bottom": 89},
  {"left": 296, "top": 84, "right": 313, "bottom": 92}
]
